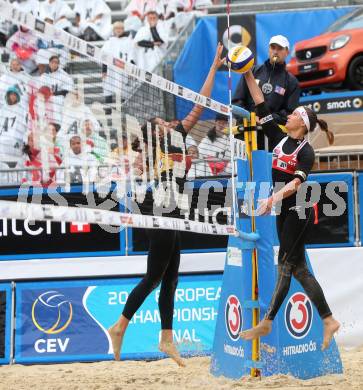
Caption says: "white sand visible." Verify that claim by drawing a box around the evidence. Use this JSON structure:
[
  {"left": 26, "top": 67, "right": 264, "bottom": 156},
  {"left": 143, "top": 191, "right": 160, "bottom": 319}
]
[{"left": 1, "top": 347, "right": 362, "bottom": 390}]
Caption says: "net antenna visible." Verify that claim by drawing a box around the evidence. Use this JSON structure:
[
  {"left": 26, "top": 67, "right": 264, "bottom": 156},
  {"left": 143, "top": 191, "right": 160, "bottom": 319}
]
[{"left": 0, "top": 0, "right": 241, "bottom": 236}]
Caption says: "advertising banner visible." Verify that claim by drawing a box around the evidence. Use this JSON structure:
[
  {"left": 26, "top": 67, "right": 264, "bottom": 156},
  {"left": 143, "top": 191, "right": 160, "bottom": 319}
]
[
  {"left": 301, "top": 91, "right": 363, "bottom": 115},
  {"left": 0, "top": 187, "right": 123, "bottom": 260},
  {"left": 0, "top": 283, "right": 12, "bottom": 365},
  {"left": 15, "top": 275, "right": 221, "bottom": 363}
]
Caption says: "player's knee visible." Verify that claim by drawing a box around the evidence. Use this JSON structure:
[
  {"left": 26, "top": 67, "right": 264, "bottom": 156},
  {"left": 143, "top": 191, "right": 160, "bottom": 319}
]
[{"left": 292, "top": 265, "right": 310, "bottom": 281}]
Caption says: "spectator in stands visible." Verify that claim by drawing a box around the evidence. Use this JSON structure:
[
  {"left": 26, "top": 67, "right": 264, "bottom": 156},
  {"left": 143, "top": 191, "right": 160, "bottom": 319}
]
[
  {"left": 134, "top": 10, "right": 168, "bottom": 71},
  {"left": 126, "top": 1, "right": 177, "bottom": 21},
  {"left": 81, "top": 117, "right": 110, "bottom": 163},
  {"left": 64, "top": 134, "right": 99, "bottom": 183},
  {"left": 13, "top": 0, "right": 40, "bottom": 17},
  {"left": 0, "top": 57, "right": 29, "bottom": 102},
  {"left": 186, "top": 144, "right": 203, "bottom": 179},
  {"left": 22, "top": 129, "right": 62, "bottom": 186},
  {"left": 232, "top": 35, "right": 300, "bottom": 150},
  {"left": 38, "top": 55, "right": 74, "bottom": 124},
  {"left": 0, "top": 86, "right": 27, "bottom": 168},
  {"left": 39, "top": 0, "right": 74, "bottom": 32},
  {"left": 176, "top": 0, "right": 213, "bottom": 11},
  {"left": 32, "top": 49, "right": 51, "bottom": 77},
  {"left": 6, "top": 26, "right": 38, "bottom": 73},
  {"left": 59, "top": 90, "right": 94, "bottom": 136},
  {"left": 101, "top": 21, "right": 135, "bottom": 109},
  {"left": 0, "top": 1, "right": 12, "bottom": 46},
  {"left": 71, "top": 0, "right": 112, "bottom": 41},
  {"left": 198, "top": 113, "right": 230, "bottom": 176}
]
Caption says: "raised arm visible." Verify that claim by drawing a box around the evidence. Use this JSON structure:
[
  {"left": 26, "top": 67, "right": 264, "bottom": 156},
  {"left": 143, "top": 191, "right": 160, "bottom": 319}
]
[
  {"left": 243, "top": 69, "right": 264, "bottom": 106},
  {"left": 182, "top": 43, "right": 225, "bottom": 133}
]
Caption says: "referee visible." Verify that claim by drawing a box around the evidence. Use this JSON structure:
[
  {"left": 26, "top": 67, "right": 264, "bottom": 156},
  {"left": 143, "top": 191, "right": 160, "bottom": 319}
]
[{"left": 232, "top": 35, "right": 300, "bottom": 150}]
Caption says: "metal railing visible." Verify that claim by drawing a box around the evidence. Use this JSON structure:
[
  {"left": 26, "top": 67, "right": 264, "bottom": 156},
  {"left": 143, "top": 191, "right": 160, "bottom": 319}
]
[{"left": 314, "top": 151, "right": 363, "bottom": 170}]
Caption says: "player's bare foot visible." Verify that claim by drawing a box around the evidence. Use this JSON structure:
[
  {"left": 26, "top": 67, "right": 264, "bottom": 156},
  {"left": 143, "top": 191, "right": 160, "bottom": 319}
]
[
  {"left": 108, "top": 325, "right": 124, "bottom": 361},
  {"left": 322, "top": 316, "right": 340, "bottom": 351},
  {"left": 239, "top": 319, "right": 272, "bottom": 340},
  {"left": 159, "top": 341, "right": 186, "bottom": 367}
]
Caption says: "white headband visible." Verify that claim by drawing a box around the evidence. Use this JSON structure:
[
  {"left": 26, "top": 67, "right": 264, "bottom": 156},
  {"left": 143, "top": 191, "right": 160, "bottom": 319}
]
[{"left": 296, "top": 106, "right": 310, "bottom": 132}]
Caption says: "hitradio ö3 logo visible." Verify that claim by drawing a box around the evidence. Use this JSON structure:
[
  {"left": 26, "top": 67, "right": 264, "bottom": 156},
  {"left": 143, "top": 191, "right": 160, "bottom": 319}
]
[
  {"left": 225, "top": 295, "right": 243, "bottom": 341},
  {"left": 285, "top": 292, "right": 313, "bottom": 339},
  {"left": 32, "top": 291, "right": 73, "bottom": 334}
]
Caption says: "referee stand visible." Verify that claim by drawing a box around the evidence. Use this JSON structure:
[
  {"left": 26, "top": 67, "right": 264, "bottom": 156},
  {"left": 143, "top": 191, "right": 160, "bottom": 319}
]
[{"left": 210, "top": 111, "right": 343, "bottom": 380}]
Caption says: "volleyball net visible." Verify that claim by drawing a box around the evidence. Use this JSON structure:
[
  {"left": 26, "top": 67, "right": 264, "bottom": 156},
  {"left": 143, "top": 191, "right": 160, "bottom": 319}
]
[{"left": 0, "top": 1, "right": 248, "bottom": 235}]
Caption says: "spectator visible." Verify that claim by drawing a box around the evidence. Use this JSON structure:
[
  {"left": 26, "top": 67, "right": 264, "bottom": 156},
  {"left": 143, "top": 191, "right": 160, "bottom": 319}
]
[
  {"left": 64, "top": 134, "right": 99, "bottom": 183},
  {"left": 59, "top": 90, "right": 94, "bottom": 135},
  {"left": 6, "top": 26, "right": 38, "bottom": 73},
  {"left": 22, "top": 129, "right": 62, "bottom": 186},
  {"left": 13, "top": 0, "right": 40, "bottom": 17},
  {"left": 32, "top": 49, "right": 51, "bottom": 76},
  {"left": 101, "top": 21, "right": 135, "bottom": 108},
  {"left": 0, "top": 0, "right": 13, "bottom": 46},
  {"left": 176, "top": 0, "right": 212, "bottom": 12},
  {"left": 0, "top": 86, "right": 27, "bottom": 168},
  {"left": 38, "top": 55, "right": 74, "bottom": 124},
  {"left": 39, "top": 0, "right": 74, "bottom": 32},
  {"left": 81, "top": 117, "right": 110, "bottom": 163},
  {"left": 71, "top": 0, "right": 112, "bottom": 41},
  {"left": 0, "top": 57, "right": 30, "bottom": 103},
  {"left": 232, "top": 35, "right": 300, "bottom": 150},
  {"left": 126, "top": 1, "right": 177, "bottom": 21},
  {"left": 186, "top": 144, "right": 205, "bottom": 179},
  {"left": 134, "top": 10, "right": 168, "bottom": 71},
  {"left": 198, "top": 113, "right": 230, "bottom": 176}
]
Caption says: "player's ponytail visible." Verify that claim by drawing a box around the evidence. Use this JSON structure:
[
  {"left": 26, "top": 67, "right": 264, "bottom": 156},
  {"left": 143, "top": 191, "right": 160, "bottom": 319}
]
[
  {"left": 304, "top": 107, "right": 334, "bottom": 146},
  {"left": 316, "top": 118, "right": 334, "bottom": 145}
]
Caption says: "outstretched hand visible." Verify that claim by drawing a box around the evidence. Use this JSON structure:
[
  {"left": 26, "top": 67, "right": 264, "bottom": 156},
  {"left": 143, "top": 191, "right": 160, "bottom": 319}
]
[{"left": 212, "top": 42, "right": 226, "bottom": 70}]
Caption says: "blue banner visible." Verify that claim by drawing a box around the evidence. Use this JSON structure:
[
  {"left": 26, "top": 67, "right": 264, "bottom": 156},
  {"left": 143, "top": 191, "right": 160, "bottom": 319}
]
[
  {"left": 15, "top": 275, "right": 222, "bottom": 363},
  {"left": 0, "top": 283, "right": 12, "bottom": 365}
]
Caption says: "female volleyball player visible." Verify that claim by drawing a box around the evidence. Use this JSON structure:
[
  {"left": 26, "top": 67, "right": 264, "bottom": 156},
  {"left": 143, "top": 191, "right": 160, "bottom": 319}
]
[
  {"left": 108, "top": 43, "right": 225, "bottom": 366},
  {"left": 239, "top": 69, "right": 340, "bottom": 351}
]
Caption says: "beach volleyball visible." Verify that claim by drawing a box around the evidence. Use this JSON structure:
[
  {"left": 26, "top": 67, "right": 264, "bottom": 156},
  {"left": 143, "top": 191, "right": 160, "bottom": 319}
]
[{"left": 226, "top": 45, "right": 254, "bottom": 74}]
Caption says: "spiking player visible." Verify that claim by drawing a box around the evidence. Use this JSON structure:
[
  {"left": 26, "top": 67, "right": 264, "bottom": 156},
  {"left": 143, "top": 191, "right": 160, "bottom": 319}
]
[
  {"left": 108, "top": 43, "right": 225, "bottom": 366},
  {"left": 239, "top": 68, "right": 340, "bottom": 351}
]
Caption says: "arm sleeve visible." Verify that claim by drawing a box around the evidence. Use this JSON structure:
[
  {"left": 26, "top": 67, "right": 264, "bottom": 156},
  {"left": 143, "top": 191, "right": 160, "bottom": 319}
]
[
  {"left": 294, "top": 145, "right": 315, "bottom": 182},
  {"left": 255, "top": 102, "right": 286, "bottom": 147}
]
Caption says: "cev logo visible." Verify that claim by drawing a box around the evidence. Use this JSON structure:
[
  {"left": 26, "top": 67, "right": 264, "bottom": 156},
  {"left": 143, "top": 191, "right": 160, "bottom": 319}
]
[
  {"left": 284, "top": 292, "right": 313, "bottom": 339},
  {"left": 32, "top": 291, "right": 73, "bottom": 334},
  {"left": 225, "top": 295, "right": 243, "bottom": 341}
]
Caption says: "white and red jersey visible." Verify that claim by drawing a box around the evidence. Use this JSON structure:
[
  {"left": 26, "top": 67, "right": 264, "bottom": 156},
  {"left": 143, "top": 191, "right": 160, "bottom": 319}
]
[{"left": 272, "top": 137, "right": 308, "bottom": 176}]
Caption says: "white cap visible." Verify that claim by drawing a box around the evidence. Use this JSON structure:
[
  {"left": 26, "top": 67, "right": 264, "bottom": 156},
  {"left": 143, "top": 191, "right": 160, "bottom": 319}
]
[{"left": 269, "top": 35, "right": 289, "bottom": 50}]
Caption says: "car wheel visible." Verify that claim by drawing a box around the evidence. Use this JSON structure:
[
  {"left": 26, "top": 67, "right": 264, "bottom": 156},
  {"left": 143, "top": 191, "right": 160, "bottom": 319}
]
[{"left": 347, "top": 55, "right": 363, "bottom": 90}]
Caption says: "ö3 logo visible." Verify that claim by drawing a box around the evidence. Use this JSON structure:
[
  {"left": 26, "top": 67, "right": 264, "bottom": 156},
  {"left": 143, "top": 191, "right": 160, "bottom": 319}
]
[
  {"left": 225, "top": 295, "right": 242, "bottom": 341},
  {"left": 284, "top": 292, "right": 313, "bottom": 339},
  {"left": 32, "top": 291, "right": 73, "bottom": 334}
]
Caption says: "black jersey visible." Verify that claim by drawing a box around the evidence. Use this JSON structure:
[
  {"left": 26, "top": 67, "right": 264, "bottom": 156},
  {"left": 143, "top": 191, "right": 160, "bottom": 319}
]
[
  {"left": 138, "top": 121, "right": 189, "bottom": 218},
  {"left": 256, "top": 102, "right": 315, "bottom": 210}
]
